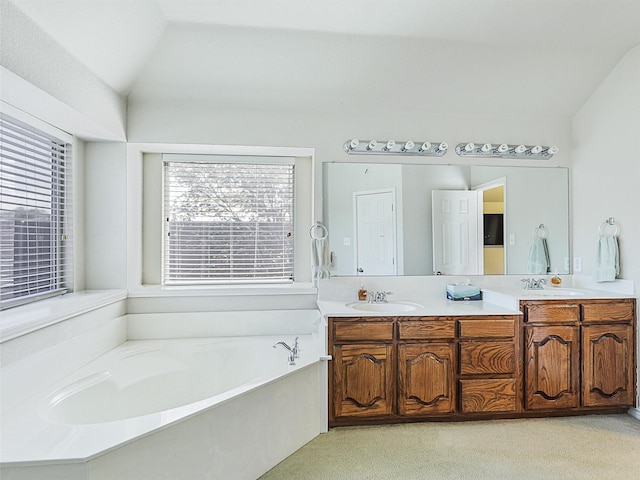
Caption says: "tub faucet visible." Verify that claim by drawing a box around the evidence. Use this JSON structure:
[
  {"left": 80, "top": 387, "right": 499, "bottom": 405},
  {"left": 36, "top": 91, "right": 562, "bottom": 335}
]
[{"left": 273, "top": 341, "right": 296, "bottom": 365}]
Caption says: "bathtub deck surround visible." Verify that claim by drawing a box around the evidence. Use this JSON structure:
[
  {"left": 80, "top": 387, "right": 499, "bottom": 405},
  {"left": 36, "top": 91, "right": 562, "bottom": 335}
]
[
  {"left": 318, "top": 275, "right": 636, "bottom": 427},
  {"left": 0, "top": 309, "right": 328, "bottom": 480}
]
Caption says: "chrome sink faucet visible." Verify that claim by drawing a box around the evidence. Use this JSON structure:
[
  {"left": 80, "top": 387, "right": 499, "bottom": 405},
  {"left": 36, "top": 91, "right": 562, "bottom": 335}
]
[
  {"left": 521, "top": 278, "right": 546, "bottom": 290},
  {"left": 367, "top": 291, "right": 393, "bottom": 303}
]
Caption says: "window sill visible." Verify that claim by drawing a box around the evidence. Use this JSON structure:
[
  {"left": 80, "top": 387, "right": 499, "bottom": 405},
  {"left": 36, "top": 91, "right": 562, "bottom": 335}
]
[
  {"left": 127, "top": 283, "right": 318, "bottom": 298},
  {"left": 0, "top": 290, "right": 127, "bottom": 343}
]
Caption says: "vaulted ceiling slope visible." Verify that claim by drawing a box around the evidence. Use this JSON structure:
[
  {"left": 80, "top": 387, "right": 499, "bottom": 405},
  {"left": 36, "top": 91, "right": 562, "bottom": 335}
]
[{"left": 7, "top": 0, "right": 640, "bottom": 119}]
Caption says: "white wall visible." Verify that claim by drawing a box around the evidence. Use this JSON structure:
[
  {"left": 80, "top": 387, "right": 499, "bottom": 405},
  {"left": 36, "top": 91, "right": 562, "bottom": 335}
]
[
  {"left": 0, "top": 0, "right": 126, "bottom": 141},
  {"left": 84, "top": 143, "right": 128, "bottom": 289},
  {"left": 571, "top": 44, "right": 640, "bottom": 404}
]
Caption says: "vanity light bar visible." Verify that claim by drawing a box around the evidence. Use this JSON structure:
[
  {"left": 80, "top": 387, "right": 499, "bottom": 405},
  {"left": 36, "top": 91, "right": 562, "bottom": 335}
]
[
  {"left": 344, "top": 139, "right": 448, "bottom": 156},
  {"left": 455, "top": 143, "right": 559, "bottom": 159}
]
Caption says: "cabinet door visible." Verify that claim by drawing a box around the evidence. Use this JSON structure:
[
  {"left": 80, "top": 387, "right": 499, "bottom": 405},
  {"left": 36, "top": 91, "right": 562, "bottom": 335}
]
[
  {"left": 583, "top": 324, "right": 634, "bottom": 407},
  {"left": 332, "top": 344, "right": 394, "bottom": 419},
  {"left": 398, "top": 343, "right": 455, "bottom": 415},
  {"left": 525, "top": 325, "right": 580, "bottom": 410}
]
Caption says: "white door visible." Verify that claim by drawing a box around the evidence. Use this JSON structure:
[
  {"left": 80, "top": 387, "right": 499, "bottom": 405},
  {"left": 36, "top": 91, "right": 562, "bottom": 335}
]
[
  {"left": 354, "top": 189, "right": 397, "bottom": 276},
  {"left": 432, "top": 190, "right": 482, "bottom": 275}
]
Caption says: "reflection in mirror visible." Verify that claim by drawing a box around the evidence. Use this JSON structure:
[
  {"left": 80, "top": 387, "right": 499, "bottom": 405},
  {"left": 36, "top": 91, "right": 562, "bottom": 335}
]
[{"left": 323, "top": 163, "right": 569, "bottom": 276}]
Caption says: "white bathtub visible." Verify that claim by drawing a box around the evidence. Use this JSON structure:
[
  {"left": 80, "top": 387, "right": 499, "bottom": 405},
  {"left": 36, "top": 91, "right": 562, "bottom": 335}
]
[{"left": 0, "top": 310, "right": 328, "bottom": 480}]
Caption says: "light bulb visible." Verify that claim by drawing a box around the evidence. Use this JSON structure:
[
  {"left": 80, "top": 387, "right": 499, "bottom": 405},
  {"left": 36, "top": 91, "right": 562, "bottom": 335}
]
[
  {"left": 403, "top": 141, "right": 415, "bottom": 151},
  {"left": 438, "top": 142, "right": 448, "bottom": 151},
  {"left": 464, "top": 143, "right": 475, "bottom": 152},
  {"left": 531, "top": 145, "right": 542, "bottom": 154},
  {"left": 419, "top": 142, "right": 431, "bottom": 152},
  {"left": 481, "top": 143, "right": 493, "bottom": 152},
  {"left": 498, "top": 144, "right": 509, "bottom": 153},
  {"left": 547, "top": 146, "right": 559, "bottom": 154},
  {"left": 349, "top": 139, "right": 359, "bottom": 150},
  {"left": 515, "top": 144, "right": 527, "bottom": 154},
  {"left": 385, "top": 140, "right": 396, "bottom": 151},
  {"left": 367, "top": 140, "right": 377, "bottom": 150}
]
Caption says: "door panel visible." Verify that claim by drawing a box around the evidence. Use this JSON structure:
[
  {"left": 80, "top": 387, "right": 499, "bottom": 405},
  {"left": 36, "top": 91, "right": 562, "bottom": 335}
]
[{"left": 525, "top": 325, "right": 580, "bottom": 410}]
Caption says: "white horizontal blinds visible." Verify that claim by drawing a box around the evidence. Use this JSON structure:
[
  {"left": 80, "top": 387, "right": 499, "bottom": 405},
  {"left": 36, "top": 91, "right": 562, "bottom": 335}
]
[
  {"left": 163, "top": 159, "right": 294, "bottom": 284},
  {"left": 0, "top": 113, "right": 72, "bottom": 309}
]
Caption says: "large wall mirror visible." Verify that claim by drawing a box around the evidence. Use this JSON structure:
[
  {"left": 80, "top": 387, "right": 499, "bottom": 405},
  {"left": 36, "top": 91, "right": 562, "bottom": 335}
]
[{"left": 323, "top": 163, "right": 569, "bottom": 276}]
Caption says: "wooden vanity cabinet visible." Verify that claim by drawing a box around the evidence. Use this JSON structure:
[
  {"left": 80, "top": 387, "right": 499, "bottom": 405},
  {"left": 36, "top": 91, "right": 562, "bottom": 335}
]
[
  {"left": 522, "top": 299, "right": 635, "bottom": 412},
  {"left": 328, "top": 314, "right": 521, "bottom": 425}
]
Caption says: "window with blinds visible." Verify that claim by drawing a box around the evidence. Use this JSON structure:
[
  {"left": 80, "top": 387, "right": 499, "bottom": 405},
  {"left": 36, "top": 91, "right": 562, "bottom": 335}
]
[
  {"left": 0, "top": 113, "right": 72, "bottom": 309},
  {"left": 163, "top": 157, "right": 294, "bottom": 284}
]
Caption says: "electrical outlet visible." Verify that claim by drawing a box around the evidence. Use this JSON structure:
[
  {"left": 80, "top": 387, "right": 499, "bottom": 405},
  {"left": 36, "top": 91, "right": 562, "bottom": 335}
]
[
  {"left": 509, "top": 234, "right": 516, "bottom": 246},
  {"left": 343, "top": 237, "right": 351, "bottom": 246},
  {"left": 573, "top": 257, "right": 582, "bottom": 272},
  {"left": 564, "top": 257, "right": 570, "bottom": 272}
]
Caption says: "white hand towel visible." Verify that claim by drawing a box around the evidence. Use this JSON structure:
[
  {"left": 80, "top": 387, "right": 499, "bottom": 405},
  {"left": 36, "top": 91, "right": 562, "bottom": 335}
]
[
  {"left": 311, "top": 238, "right": 331, "bottom": 281},
  {"left": 594, "top": 235, "right": 619, "bottom": 282},
  {"left": 527, "top": 237, "right": 550, "bottom": 274}
]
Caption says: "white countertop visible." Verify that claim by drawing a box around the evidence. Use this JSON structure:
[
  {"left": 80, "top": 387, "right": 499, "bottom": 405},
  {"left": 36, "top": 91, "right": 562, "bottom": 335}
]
[
  {"left": 317, "top": 286, "right": 635, "bottom": 318},
  {"left": 317, "top": 296, "right": 520, "bottom": 318}
]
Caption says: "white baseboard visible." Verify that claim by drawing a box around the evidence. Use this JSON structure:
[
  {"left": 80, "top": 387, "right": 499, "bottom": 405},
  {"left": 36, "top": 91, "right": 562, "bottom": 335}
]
[{"left": 627, "top": 407, "right": 640, "bottom": 421}]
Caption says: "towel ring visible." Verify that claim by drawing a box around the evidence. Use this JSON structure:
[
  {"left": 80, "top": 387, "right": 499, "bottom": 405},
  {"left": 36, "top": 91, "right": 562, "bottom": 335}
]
[
  {"left": 598, "top": 217, "right": 619, "bottom": 236},
  {"left": 533, "top": 224, "right": 547, "bottom": 239},
  {"left": 310, "top": 222, "right": 328, "bottom": 240}
]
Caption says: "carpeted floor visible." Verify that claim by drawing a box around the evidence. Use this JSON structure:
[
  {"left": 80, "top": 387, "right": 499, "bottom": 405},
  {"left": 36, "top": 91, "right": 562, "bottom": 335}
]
[{"left": 260, "top": 414, "right": 640, "bottom": 479}]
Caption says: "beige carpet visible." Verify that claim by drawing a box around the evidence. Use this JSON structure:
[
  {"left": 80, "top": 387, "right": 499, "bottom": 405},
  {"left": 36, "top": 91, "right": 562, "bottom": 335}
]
[{"left": 260, "top": 414, "right": 640, "bottom": 480}]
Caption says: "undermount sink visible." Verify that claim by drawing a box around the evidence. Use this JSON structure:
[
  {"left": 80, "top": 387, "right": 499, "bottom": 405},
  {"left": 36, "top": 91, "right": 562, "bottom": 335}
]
[
  {"left": 346, "top": 301, "right": 423, "bottom": 313},
  {"left": 526, "top": 288, "right": 586, "bottom": 297}
]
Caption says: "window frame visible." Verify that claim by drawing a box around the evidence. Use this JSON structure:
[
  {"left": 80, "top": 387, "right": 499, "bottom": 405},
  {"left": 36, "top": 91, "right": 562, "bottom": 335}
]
[
  {"left": 0, "top": 112, "right": 73, "bottom": 310},
  {"left": 137, "top": 144, "right": 315, "bottom": 288}
]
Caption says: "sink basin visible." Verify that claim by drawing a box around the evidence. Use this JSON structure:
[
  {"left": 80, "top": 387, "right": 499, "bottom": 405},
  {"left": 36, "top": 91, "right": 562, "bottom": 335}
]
[
  {"left": 346, "top": 301, "right": 423, "bottom": 313},
  {"left": 526, "top": 288, "right": 586, "bottom": 297}
]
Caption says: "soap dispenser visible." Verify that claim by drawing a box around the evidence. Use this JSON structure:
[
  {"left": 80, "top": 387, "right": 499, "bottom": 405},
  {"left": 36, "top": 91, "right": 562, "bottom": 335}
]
[
  {"left": 551, "top": 271, "right": 562, "bottom": 286},
  {"left": 358, "top": 285, "right": 367, "bottom": 301}
]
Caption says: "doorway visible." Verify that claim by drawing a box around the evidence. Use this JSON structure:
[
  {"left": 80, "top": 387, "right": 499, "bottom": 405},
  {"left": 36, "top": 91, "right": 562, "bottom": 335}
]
[{"left": 353, "top": 188, "right": 397, "bottom": 275}]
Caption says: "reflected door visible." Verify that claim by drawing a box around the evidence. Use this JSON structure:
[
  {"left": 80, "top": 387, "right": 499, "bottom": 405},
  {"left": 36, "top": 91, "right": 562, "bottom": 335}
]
[
  {"left": 354, "top": 189, "right": 397, "bottom": 275},
  {"left": 432, "top": 190, "right": 481, "bottom": 275}
]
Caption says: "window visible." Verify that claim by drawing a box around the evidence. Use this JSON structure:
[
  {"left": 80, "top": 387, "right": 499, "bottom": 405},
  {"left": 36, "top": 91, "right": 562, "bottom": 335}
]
[
  {"left": 163, "top": 155, "right": 294, "bottom": 284},
  {"left": 0, "top": 113, "right": 73, "bottom": 309}
]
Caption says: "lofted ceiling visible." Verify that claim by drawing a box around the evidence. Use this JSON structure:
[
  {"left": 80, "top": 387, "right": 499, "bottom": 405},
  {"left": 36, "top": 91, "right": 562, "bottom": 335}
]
[{"left": 8, "top": 0, "right": 640, "bottom": 118}]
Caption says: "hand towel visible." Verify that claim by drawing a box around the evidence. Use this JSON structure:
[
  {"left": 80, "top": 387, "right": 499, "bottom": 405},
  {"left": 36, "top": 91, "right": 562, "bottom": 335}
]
[
  {"left": 594, "top": 235, "right": 619, "bottom": 282},
  {"left": 311, "top": 237, "right": 331, "bottom": 281},
  {"left": 527, "top": 237, "right": 550, "bottom": 274}
]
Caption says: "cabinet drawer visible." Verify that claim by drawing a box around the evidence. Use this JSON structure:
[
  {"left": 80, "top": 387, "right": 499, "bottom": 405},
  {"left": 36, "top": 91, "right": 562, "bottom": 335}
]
[
  {"left": 582, "top": 301, "right": 634, "bottom": 323},
  {"left": 398, "top": 320, "right": 455, "bottom": 340},
  {"left": 459, "top": 341, "right": 515, "bottom": 375},
  {"left": 333, "top": 321, "right": 394, "bottom": 342},
  {"left": 458, "top": 318, "right": 516, "bottom": 338},
  {"left": 525, "top": 303, "right": 579, "bottom": 323},
  {"left": 460, "top": 379, "right": 517, "bottom": 413}
]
